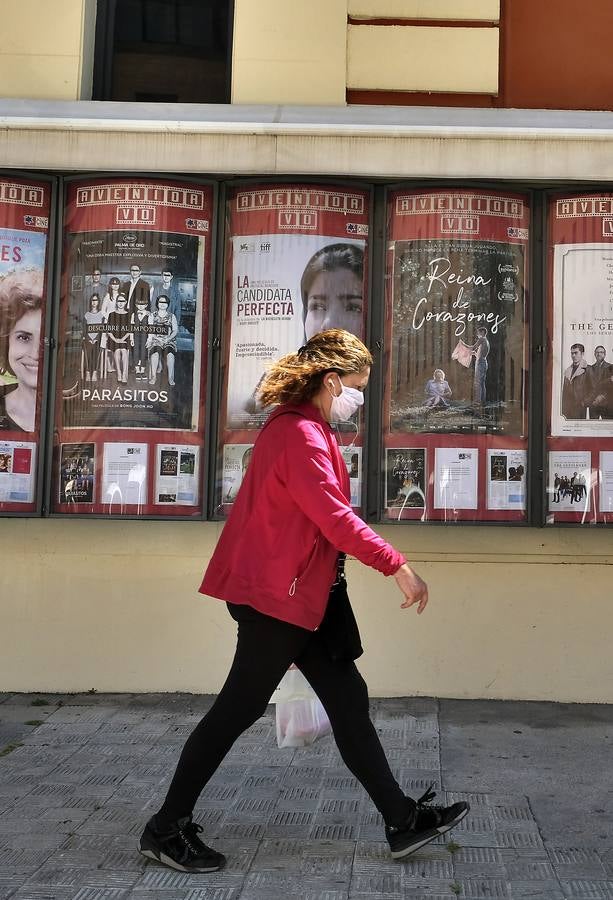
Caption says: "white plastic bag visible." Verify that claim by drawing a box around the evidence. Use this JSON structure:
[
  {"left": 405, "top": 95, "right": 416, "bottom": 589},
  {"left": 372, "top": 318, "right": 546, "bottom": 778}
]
[{"left": 274, "top": 666, "right": 331, "bottom": 748}]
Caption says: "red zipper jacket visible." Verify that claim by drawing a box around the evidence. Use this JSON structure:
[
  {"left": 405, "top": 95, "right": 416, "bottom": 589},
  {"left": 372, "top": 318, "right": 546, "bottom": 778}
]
[{"left": 199, "top": 402, "right": 405, "bottom": 630}]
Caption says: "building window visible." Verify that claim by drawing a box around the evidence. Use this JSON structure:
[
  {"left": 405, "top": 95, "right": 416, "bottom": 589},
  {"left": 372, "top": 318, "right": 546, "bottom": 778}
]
[{"left": 93, "top": 0, "right": 233, "bottom": 103}]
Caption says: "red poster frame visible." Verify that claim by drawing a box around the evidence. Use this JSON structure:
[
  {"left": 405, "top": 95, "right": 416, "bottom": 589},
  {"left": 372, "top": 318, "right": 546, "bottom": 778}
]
[
  {"left": 382, "top": 186, "right": 531, "bottom": 524},
  {"left": 0, "top": 175, "right": 53, "bottom": 515},
  {"left": 51, "top": 176, "right": 215, "bottom": 518}
]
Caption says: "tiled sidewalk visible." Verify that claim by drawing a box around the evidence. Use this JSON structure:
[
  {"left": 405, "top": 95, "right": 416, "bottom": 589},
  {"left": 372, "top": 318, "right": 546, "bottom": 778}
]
[{"left": 0, "top": 693, "right": 611, "bottom": 899}]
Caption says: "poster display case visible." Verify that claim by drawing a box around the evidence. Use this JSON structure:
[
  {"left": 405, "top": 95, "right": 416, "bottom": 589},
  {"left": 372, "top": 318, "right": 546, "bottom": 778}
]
[
  {"left": 50, "top": 177, "right": 215, "bottom": 517},
  {"left": 546, "top": 193, "right": 613, "bottom": 525},
  {"left": 215, "top": 182, "right": 371, "bottom": 515},
  {"left": 0, "top": 175, "right": 54, "bottom": 515},
  {"left": 381, "top": 187, "right": 531, "bottom": 523}
]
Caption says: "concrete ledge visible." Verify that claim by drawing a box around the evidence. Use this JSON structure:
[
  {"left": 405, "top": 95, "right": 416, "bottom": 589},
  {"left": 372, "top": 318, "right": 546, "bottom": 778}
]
[{"left": 3, "top": 101, "right": 613, "bottom": 179}]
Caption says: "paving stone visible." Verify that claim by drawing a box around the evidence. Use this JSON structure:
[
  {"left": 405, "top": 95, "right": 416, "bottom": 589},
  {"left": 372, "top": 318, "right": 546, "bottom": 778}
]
[
  {"left": 182, "top": 888, "right": 241, "bottom": 900},
  {"left": 137, "top": 867, "right": 244, "bottom": 891},
  {"left": 560, "top": 880, "right": 613, "bottom": 898},
  {"left": 351, "top": 872, "right": 402, "bottom": 893},
  {"left": 72, "top": 890, "right": 131, "bottom": 900},
  {"left": 507, "top": 881, "right": 566, "bottom": 899},
  {"left": 130, "top": 892, "right": 189, "bottom": 900},
  {"left": 549, "top": 846, "right": 608, "bottom": 878},
  {"left": 12, "top": 888, "right": 77, "bottom": 900},
  {"left": 1, "top": 694, "right": 613, "bottom": 899},
  {"left": 455, "top": 876, "right": 511, "bottom": 897}
]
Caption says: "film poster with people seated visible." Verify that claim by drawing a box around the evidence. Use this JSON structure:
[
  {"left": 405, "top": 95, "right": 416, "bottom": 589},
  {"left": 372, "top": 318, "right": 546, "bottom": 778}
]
[
  {"left": 383, "top": 188, "right": 530, "bottom": 522},
  {"left": 0, "top": 177, "right": 52, "bottom": 513},
  {"left": 218, "top": 183, "right": 370, "bottom": 515},
  {"left": 52, "top": 178, "right": 213, "bottom": 516},
  {"left": 546, "top": 194, "right": 613, "bottom": 525}
]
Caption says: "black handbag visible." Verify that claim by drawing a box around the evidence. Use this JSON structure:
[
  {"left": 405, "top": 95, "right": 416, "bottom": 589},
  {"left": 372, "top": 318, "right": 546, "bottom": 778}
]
[{"left": 318, "top": 555, "right": 363, "bottom": 662}]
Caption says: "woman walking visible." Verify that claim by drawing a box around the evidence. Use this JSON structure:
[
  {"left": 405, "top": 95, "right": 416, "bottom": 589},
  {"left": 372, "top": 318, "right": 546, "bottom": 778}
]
[{"left": 139, "top": 329, "right": 468, "bottom": 873}]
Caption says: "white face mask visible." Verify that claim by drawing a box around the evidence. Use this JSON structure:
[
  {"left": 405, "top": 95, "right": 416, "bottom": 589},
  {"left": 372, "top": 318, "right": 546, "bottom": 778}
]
[{"left": 328, "top": 376, "right": 364, "bottom": 422}]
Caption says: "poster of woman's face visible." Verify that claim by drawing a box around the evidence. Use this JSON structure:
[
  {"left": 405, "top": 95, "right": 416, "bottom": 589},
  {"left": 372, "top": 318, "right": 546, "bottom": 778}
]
[{"left": 0, "top": 267, "right": 45, "bottom": 433}]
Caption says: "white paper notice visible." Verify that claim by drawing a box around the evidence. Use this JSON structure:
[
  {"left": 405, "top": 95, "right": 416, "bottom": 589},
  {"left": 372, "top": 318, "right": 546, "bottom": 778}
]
[
  {"left": 487, "top": 449, "right": 527, "bottom": 510},
  {"left": 599, "top": 451, "right": 613, "bottom": 513},
  {"left": 155, "top": 444, "right": 199, "bottom": 505},
  {"left": 434, "top": 448, "right": 478, "bottom": 510},
  {"left": 547, "top": 450, "right": 591, "bottom": 512},
  {"left": 340, "top": 446, "right": 362, "bottom": 507},
  {"left": 0, "top": 441, "right": 36, "bottom": 503},
  {"left": 102, "top": 443, "right": 148, "bottom": 511}
]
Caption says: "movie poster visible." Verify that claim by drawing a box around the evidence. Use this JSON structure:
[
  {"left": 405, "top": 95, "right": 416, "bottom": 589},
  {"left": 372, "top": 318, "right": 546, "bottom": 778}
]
[
  {"left": 221, "top": 443, "right": 254, "bottom": 504},
  {"left": 550, "top": 196, "right": 613, "bottom": 438},
  {"left": 59, "top": 443, "right": 95, "bottom": 503},
  {"left": 385, "top": 448, "right": 426, "bottom": 512},
  {"left": 53, "top": 178, "right": 213, "bottom": 517},
  {"left": 0, "top": 177, "right": 52, "bottom": 513},
  {"left": 59, "top": 180, "right": 210, "bottom": 431},
  {"left": 387, "top": 189, "right": 529, "bottom": 436},
  {"left": 547, "top": 450, "right": 592, "bottom": 513},
  {"left": 224, "top": 184, "right": 370, "bottom": 429}
]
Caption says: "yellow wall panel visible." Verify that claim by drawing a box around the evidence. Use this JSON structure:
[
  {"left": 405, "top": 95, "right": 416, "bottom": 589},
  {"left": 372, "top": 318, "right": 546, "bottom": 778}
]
[
  {"left": 347, "top": 24, "right": 499, "bottom": 93},
  {"left": 0, "top": 54, "right": 82, "bottom": 100},
  {"left": 0, "top": 0, "right": 92, "bottom": 100},
  {"left": 1, "top": 0, "right": 84, "bottom": 56},
  {"left": 349, "top": 0, "right": 500, "bottom": 20},
  {"left": 232, "top": 0, "right": 347, "bottom": 104},
  {"left": 1, "top": 519, "right": 612, "bottom": 702}
]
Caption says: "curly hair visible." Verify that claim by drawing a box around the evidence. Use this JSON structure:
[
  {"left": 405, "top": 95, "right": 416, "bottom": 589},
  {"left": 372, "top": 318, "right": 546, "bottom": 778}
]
[
  {"left": 258, "top": 328, "right": 372, "bottom": 408},
  {"left": 0, "top": 269, "right": 44, "bottom": 375}
]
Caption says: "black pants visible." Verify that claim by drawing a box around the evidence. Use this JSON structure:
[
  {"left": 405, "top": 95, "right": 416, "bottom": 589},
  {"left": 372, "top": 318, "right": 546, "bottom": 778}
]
[{"left": 157, "top": 602, "right": 413, "bottom": 828}]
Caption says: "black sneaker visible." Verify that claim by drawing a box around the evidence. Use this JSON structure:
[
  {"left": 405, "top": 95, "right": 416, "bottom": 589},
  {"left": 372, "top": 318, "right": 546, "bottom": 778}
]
[
  {"left": 138, "top": 815, "right": 225, "bottom": 873},
  {"left": 385, "top": 785, "right": 470, "bottom": 859}
]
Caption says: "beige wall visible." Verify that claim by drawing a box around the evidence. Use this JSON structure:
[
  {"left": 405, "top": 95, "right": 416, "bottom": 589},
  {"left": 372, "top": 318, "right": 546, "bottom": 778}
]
[
  {"left": 0, "top": 0, "right": 95, "bottom": 101},
  {"left": 231, "top": 0, "right": 347, "bottom": 105},
  {"left": 348, "top": 1, "right": 500, "bottom": 20},
  {"left": 347, "top": 24, "right": 499, "bottom": 93},
  {"left": 1, "top": 519, "right": 611, "bottom": 703},
  {"left": 0, "top": 0, "right": 501, "bottom": 106},
  {"left": 232, "top": 0, "right": 501, "bottom": 104}
]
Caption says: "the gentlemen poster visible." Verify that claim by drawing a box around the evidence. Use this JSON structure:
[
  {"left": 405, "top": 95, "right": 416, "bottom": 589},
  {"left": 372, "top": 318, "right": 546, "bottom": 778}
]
[
  {"left": 224, "top": 184, "right": 369, "bottom": 429},
  {"left": 387, "top": 190, "right": 530, "bottom": 436},
  {"left": 0, "top": 177, "right": 51, "bottom": 513},
  {"left": 550, "top": 195, "right": 613, "bottom": 437},
  {"left": 60, "top": 179, "right": 211, "bottom": 431}
]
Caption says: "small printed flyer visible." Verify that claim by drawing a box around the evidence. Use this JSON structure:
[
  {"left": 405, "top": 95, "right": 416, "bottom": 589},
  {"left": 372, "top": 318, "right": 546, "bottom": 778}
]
[
  {"left": 102, "top": 442, "right": 148, "bottom": 508},
  {"left": 487, "top": 449, "right": 527, "bottom": 510},
  {"left": 221, "top": 444, "right": 254, "bottom": 504},
  {"left": 385, "top": 448, "right": 427, "bottom": 511},
  {"left": 599, "top": 451, "right": 613, "bottom": 513},
  {"left": 340, "top": 446, "right": 362, "bottom": 507},
  {"left": 547, "top": 450, "right": 592, "bottom": 512},
  {"left": 155, "top": 444, "right": 199, "bottom": 505},
  {"left": 0, "top": 441, "right": 36, "bottom": 503},
  {"left": 59, "top": 443, "right": 95, "bottom": 503},
  {"left": 434, "top": 447, "right": 478, "bottom": 510}
]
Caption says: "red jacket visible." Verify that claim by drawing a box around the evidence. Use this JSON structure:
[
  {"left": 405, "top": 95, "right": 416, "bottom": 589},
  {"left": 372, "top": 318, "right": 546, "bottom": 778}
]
[{"left": 200, "top": 402, "right": 405, "bottom": 630}]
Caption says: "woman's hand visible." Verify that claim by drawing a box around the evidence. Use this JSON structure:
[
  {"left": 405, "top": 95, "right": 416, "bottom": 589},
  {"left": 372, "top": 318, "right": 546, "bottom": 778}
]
[{"left": 393, "top": 563, "right": 429, "bottom": 614}]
